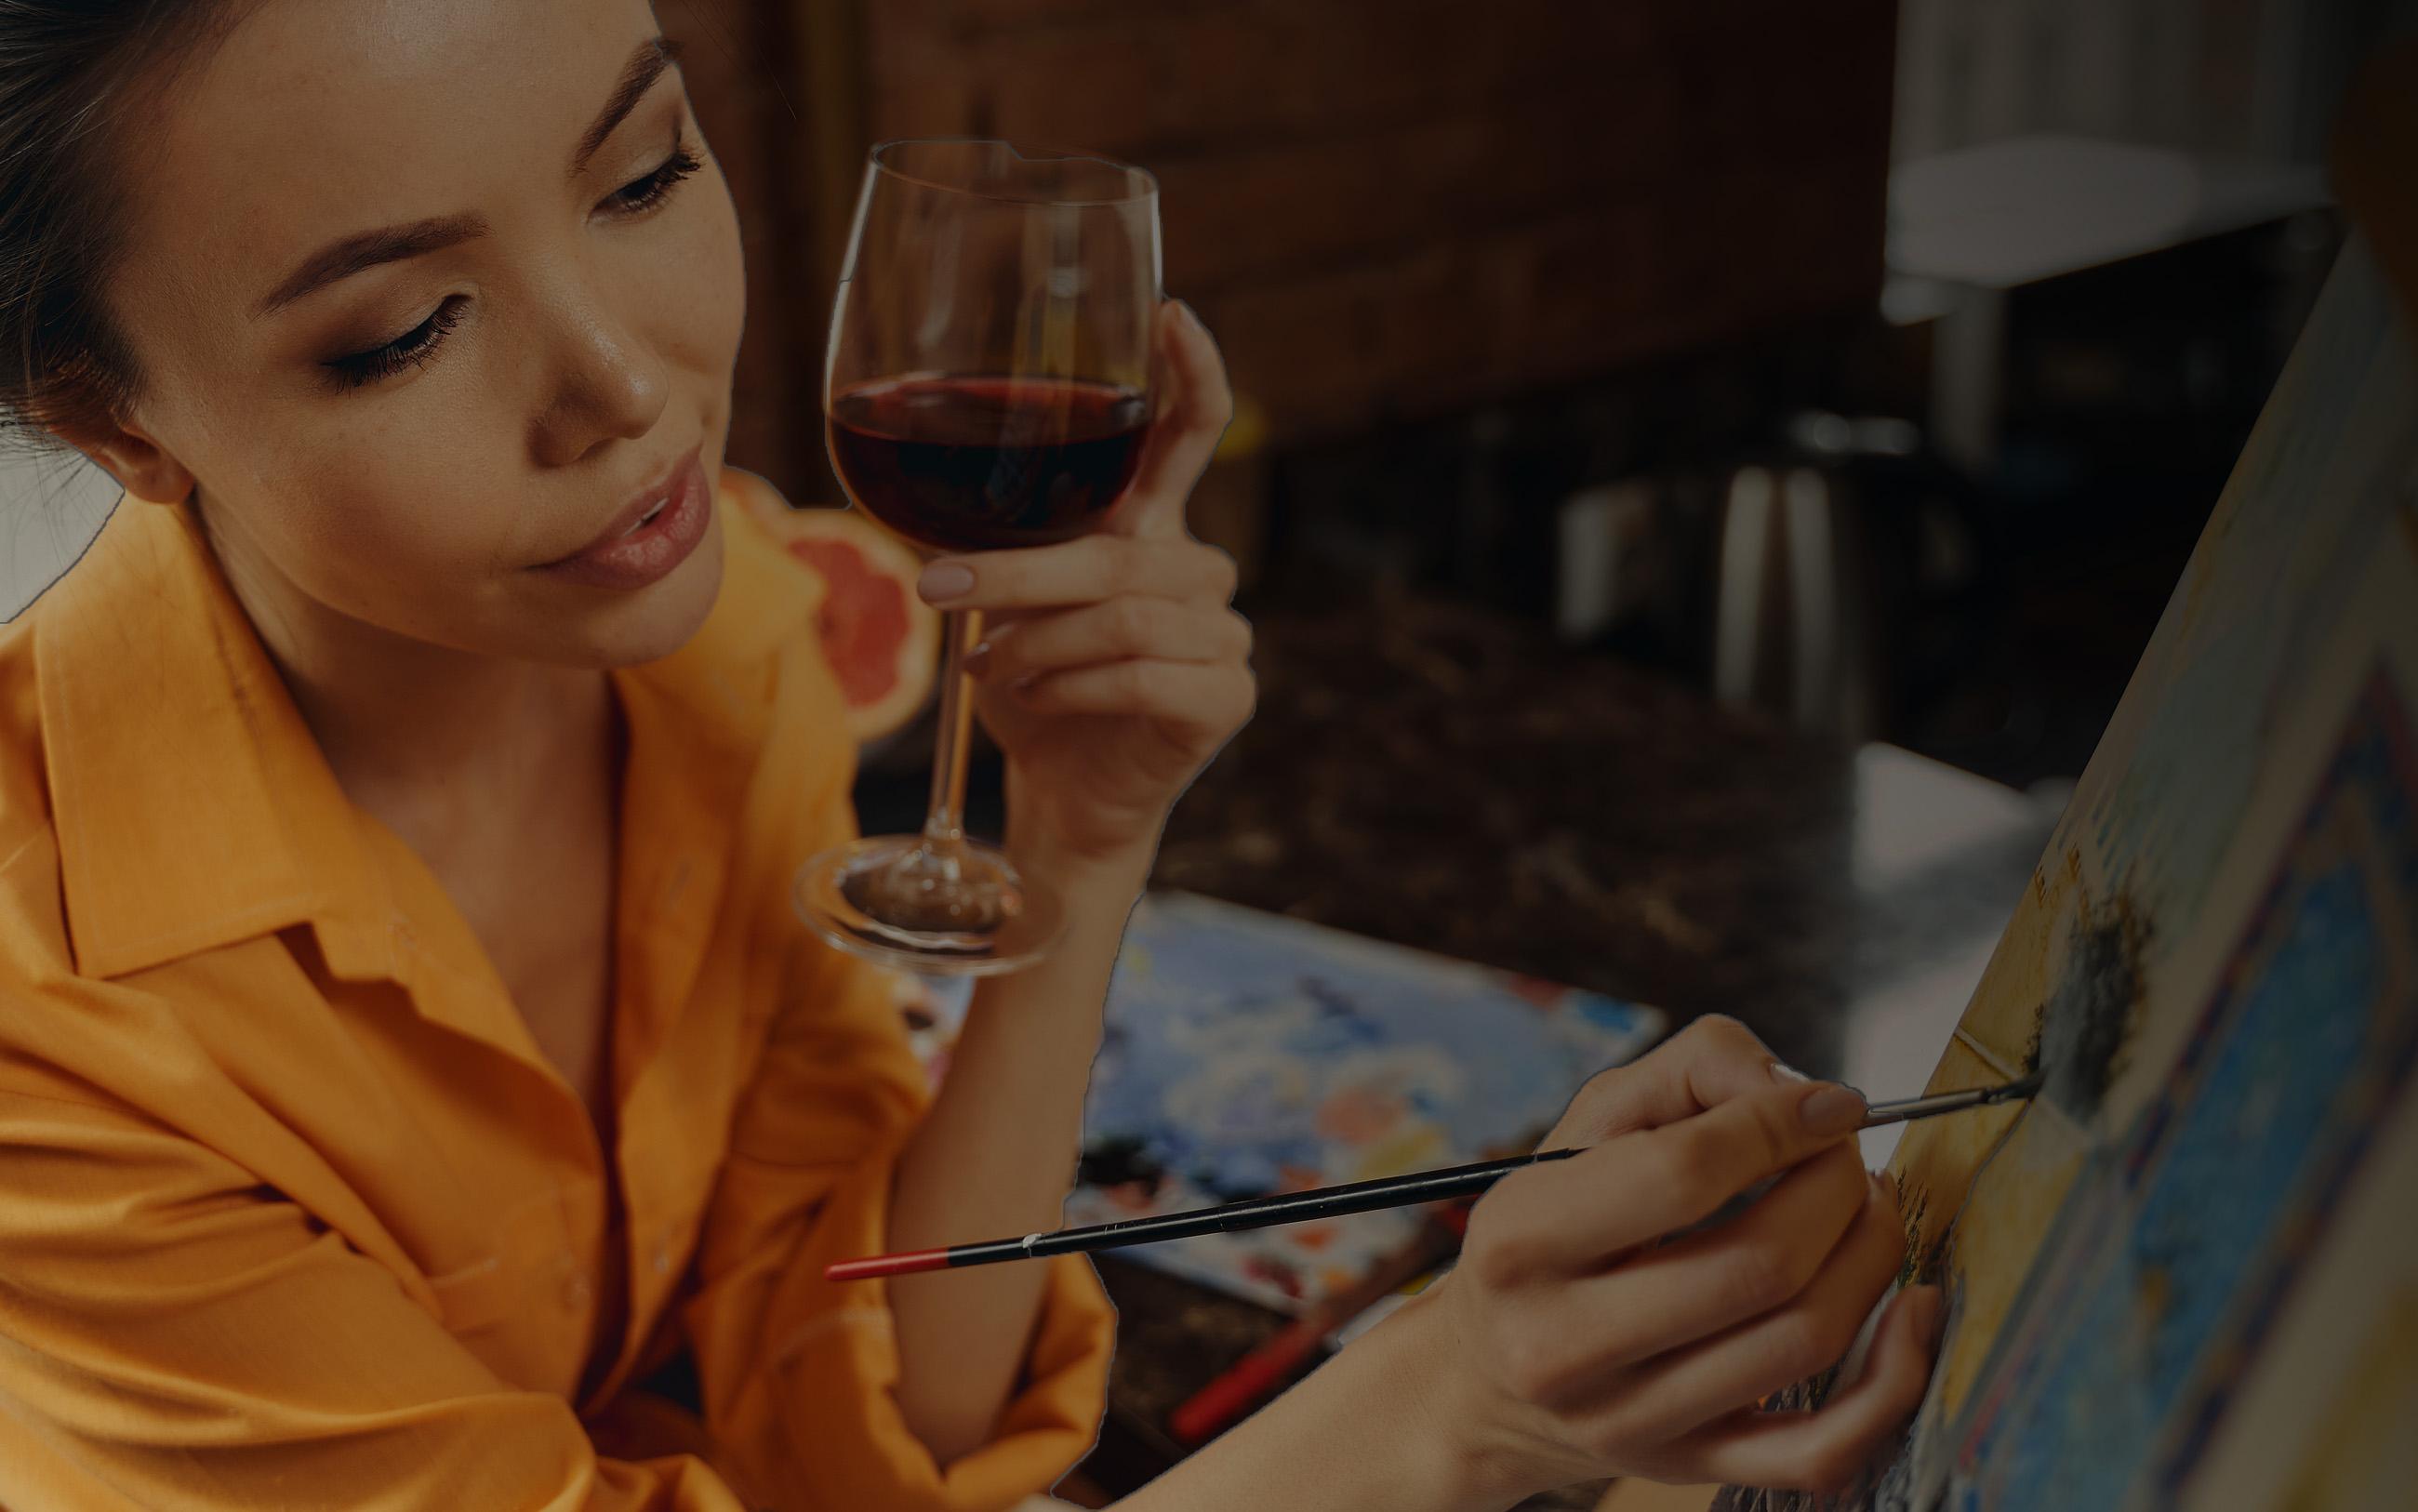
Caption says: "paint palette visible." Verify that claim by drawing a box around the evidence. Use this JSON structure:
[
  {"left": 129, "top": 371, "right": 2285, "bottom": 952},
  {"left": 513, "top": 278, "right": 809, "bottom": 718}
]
[
  {"left": 1074, "top": 894, "right": 1663, "bottom": 1311},
  {"left": 884, "top": 893, "right": 1664, "bottom": 1314}
]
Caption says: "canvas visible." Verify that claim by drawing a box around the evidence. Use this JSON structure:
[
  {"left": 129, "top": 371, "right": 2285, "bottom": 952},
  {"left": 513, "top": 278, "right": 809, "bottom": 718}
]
[{"left": 1716, "top": 227, "right": 2418, "bottom": 1511}]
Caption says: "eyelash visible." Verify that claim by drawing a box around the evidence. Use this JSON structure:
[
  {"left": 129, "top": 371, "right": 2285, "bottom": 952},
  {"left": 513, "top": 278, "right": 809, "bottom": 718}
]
[
  {"left": 323, "top": 297, "right": 467, "bottom": 390},
  {"left": 609, "top": 140, "right": 703, "bottom": 215},
  {"left": 320, "top": 137, "right": 704, "bottom": 391}
]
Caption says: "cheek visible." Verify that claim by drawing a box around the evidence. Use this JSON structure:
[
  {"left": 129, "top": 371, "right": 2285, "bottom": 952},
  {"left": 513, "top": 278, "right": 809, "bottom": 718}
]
[
  {"left": 139, "top": 316, "right": 512, "bottom": 600},
  {"left": 189, "top": 385, "right": 525, "bottom": 610},
  {"left": 272, "top": 413, "right": 506, "bottom": 564},
  {"left": 662, "top": 167, "right": 749, "bottom": 386},
  {"left": 265, "top": 463, "right": 517, "bottom": 616}
]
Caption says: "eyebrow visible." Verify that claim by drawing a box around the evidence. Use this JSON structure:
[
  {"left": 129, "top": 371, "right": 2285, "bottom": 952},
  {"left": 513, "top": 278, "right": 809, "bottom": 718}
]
[
  {"left": 254, "top": 214, "right": 488, "bottom": 317},
  {"left": 254, "top": 36, "right": 686, "bottom": 318},
  {"left": 570, "top": 36, "right": 684, "bottom": 179}
]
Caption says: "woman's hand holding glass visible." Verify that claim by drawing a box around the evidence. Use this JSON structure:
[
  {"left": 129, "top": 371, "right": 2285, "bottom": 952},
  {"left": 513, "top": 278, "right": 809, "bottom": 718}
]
[{"left": 932, "top": 302, "right": 1253, "bottom": 877}]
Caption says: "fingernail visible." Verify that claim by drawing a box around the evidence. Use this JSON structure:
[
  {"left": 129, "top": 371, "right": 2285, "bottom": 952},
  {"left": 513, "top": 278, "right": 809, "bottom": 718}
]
[
  {"left": 1770, "top": 1059, "right": 1812, "bottom": 1083},
  {"left": 964, "top": 640, "right": 993, "bottom": 674},
  {"left": 1869, "top": 1169, "right": 1896, "bottom": 1204},
  {"left": 1800, "top": 1083, "right": 1868, "bottom": 1134},
  {"left": 1175, "top": 298, "right": 1203, "bottom": 333},
  {"left": 919, "top": 563, "right": 975, "bottom": 603}
]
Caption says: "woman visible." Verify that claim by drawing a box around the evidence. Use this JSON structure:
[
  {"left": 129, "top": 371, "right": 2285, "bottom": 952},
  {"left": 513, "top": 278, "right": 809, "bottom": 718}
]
[{"left": 0, "top": 3, "right": 1943, "bottom": 1508}]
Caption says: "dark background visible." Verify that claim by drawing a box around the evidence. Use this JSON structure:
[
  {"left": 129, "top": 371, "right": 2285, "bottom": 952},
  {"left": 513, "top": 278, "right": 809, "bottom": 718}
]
[{"left": 665, "top": 0, "right": 2402, "bottom": 800}]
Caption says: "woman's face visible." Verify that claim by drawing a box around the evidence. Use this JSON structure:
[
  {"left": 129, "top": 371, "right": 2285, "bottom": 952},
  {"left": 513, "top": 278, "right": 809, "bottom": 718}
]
[{"left": 101, "top": 0, "right": 745, "bottom": 668}]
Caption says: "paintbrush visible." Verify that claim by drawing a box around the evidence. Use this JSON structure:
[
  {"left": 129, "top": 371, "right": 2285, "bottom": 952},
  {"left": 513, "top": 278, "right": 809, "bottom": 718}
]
[{"left": 825, "top": 1074, "right": 2042, "bottom": 1282}]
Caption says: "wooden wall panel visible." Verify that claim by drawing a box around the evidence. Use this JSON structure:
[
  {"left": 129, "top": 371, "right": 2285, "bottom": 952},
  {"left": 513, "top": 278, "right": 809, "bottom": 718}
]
[{"left": 679, "top": 0, "right": 1898, "bottom": 485}]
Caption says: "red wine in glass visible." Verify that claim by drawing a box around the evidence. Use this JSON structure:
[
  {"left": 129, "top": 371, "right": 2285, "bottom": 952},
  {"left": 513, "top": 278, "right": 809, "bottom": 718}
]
[
  {"left": 799, "top": 139, "right": 1162, "bottom": 976},
  {"left": 829, "top": 375, "right": 1151, "bottom": 552}
]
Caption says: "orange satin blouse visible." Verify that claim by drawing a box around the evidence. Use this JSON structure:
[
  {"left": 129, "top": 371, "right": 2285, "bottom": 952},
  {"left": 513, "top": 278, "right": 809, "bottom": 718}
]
[{"left": 0, "top": 480, "right": 1111, "bottom": 1510}]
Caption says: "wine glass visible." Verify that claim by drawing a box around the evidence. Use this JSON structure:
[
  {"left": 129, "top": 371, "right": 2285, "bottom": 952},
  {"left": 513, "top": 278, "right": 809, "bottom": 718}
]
[{"left": 795, "top": 139, "right": 1161, "bottom": 975}]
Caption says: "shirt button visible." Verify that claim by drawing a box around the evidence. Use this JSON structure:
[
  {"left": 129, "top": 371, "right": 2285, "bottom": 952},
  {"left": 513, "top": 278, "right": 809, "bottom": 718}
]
[{"left": 561, "top": 1267, "right": 593, "bottom": 1310}]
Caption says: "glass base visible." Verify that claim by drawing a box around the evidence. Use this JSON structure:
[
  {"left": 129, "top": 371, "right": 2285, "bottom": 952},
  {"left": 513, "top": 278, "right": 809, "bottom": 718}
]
[{"left": 793, "top": 834, "right": 1064, "bottom": 976}]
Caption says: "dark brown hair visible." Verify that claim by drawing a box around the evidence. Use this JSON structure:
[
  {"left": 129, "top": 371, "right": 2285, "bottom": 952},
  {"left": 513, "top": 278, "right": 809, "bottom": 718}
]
[{"left": 0, "top": 1, "right": 249, "bottom": 453}]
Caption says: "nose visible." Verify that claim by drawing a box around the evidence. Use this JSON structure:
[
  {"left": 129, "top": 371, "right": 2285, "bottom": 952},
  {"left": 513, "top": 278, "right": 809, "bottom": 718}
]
[{"left": 529, "top": 287, "right": 671, "bottom": 469}]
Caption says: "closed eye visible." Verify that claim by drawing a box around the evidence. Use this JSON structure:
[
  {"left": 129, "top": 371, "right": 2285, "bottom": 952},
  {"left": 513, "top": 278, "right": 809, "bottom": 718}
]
[
  {"left": 314, "top": 135, "right": 700, "bottom": 393},
  {"left": 605, "top": 139, "right": 702, "bottom": 217},
  {"left": 321, "top": 296, "right": 468, "bottom": 391}
]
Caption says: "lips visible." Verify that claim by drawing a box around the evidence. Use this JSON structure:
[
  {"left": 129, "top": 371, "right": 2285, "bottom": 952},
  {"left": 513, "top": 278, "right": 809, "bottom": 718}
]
[{"left": 538, "top": 448, "right": 712, "bottom": 590}]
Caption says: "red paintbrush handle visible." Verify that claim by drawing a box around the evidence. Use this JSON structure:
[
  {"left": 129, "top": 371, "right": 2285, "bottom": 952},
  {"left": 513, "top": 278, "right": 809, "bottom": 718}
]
[
  {"left": 1168, "top": 1319, "right": 1324, "bottom": 1445},
  {"left": 825, "top": 1246, "right": 950, "bottom": 1282}
]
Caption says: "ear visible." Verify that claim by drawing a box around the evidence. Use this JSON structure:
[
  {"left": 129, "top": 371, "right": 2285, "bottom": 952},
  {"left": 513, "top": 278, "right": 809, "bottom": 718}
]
[{"left": 54, "top": 416, "right": 194, "bottom": 506}]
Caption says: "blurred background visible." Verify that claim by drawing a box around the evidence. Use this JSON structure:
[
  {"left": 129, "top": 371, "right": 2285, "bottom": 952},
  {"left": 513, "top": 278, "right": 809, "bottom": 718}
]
[{"left": 665, "top": 0, "right": 2397, "bottom": 790}]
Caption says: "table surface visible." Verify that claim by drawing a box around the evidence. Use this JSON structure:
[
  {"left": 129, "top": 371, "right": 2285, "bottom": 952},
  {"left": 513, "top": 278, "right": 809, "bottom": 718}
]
[{"left": 1061, "top": 593, "right": 2054, "bottom": 1506}]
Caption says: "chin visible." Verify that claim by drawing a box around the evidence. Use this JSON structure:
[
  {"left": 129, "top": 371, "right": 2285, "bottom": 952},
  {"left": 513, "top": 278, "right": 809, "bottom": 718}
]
[{"left": 557, "top": 513, "right": 727, "bottom": 670}]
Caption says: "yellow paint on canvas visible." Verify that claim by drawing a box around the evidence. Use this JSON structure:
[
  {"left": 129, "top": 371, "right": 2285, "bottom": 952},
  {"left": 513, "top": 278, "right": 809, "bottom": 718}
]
[
  {"left": 1940, "top": 849, "right": 2084, "bottom": 1074},
  {"left": 1892, "top": 1038, "right": 2028, "bottom": 1264},
  {"left": 1931, "top": 1106, "right": 2092, "bottom": 1418}
]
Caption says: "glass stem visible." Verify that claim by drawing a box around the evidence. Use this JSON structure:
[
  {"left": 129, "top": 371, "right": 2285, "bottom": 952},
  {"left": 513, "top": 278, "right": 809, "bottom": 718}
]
[{"left": 921, "top": 607, "right": 983, "bottom": 853}]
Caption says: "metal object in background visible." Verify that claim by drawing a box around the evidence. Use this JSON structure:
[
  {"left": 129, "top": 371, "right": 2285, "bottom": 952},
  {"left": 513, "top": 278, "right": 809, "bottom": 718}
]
[
  {"left": 1702, "top": 417, "right": 2002, "bottom": 744},
  {"left": 1710, "top": 456, "right": 1879, "bottom": 739}
]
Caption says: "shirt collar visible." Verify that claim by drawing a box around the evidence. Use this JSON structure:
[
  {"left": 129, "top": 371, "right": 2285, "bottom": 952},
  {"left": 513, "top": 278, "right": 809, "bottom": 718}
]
[
  {"left": 606, "top": 496, "right": 819, "bottom": 1066},
  {"left": 33, "top": 484, "right": 816, "bottom": 984},
  {"left": 36, "top": 497, "right": 393, "bottom": 980}
]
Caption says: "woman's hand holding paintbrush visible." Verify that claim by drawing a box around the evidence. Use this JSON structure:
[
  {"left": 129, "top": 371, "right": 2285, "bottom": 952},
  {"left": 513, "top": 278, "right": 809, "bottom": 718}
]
[
  {"left": 1106, "top": 1019, "right": 1945, "bottom": 1509},
  {"left": 1404, "top": 1020, "right": 1946, "bottom": 1502},
  {"left": 1154, "top": 1060, "right": 2039, "bottom": 1448}
]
